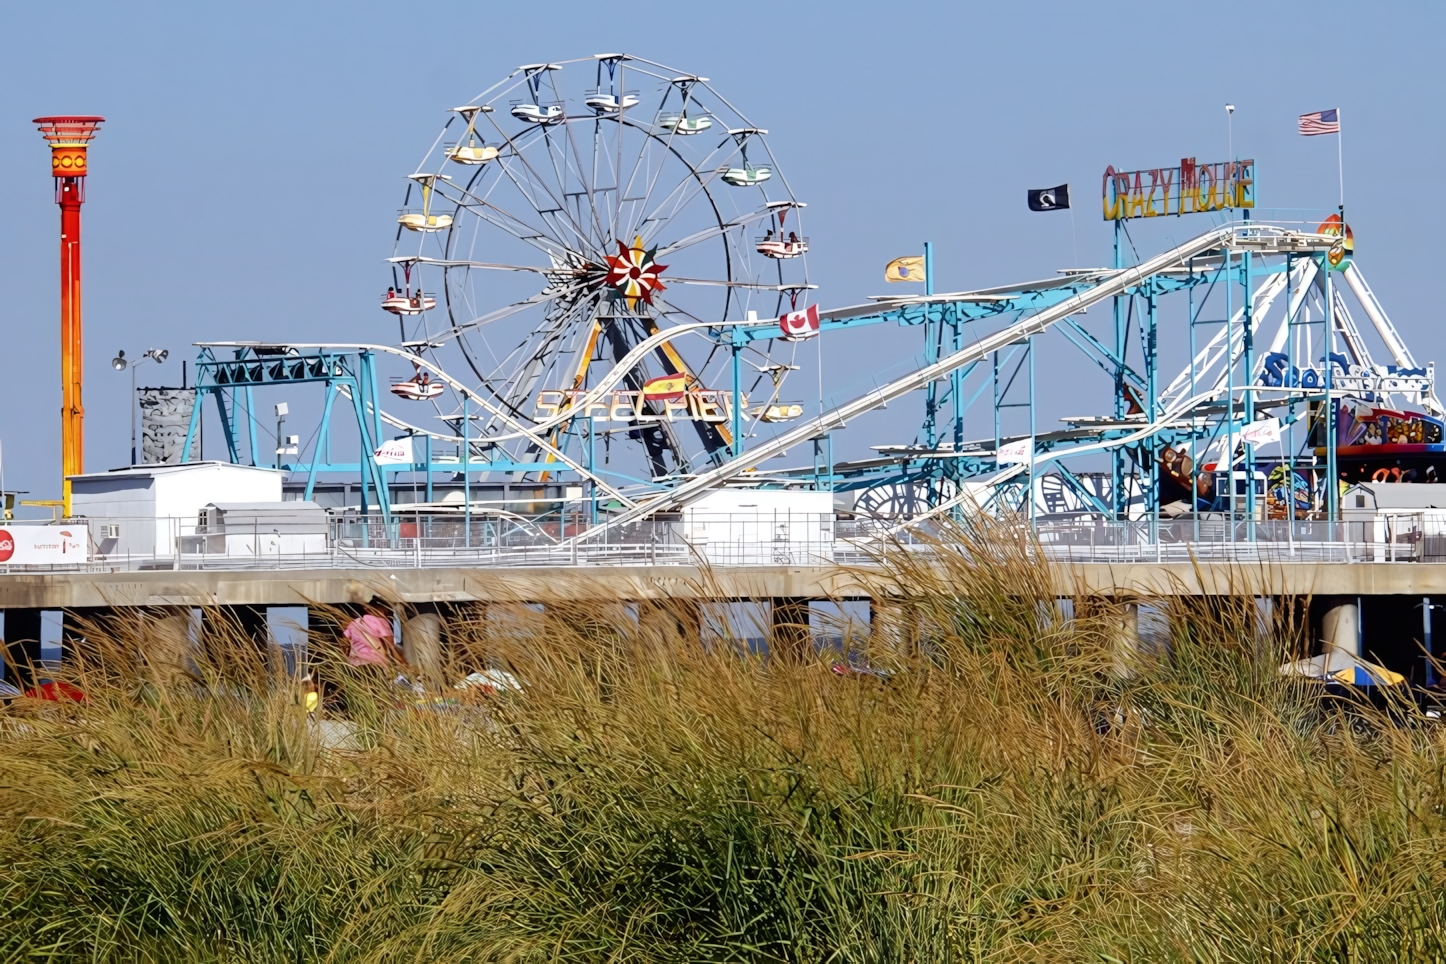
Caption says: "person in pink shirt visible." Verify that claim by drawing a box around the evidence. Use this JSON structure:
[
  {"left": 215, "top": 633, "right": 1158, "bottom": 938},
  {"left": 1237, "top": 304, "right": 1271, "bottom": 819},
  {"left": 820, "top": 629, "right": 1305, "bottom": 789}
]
[{"left": 343, "top": 611, "right": 404, "bottom": 668}]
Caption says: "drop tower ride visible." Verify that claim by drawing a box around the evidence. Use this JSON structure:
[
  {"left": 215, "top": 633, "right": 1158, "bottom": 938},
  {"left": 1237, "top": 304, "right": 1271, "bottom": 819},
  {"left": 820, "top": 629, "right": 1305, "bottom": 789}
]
[{"left": 34, "top": 115, "right": 104, "bottom": 515}]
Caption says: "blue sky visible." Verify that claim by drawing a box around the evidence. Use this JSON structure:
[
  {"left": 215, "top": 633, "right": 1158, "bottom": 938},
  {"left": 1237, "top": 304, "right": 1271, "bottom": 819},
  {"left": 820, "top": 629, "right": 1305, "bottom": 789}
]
[{"left": 0, "top": 0, "right": 1439, "bottom": 502}]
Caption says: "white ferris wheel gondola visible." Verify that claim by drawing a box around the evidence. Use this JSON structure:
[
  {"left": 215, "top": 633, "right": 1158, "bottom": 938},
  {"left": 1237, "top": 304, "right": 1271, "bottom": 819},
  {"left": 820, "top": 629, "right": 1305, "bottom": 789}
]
[
  {"left": 721, "top": 166, "right": 772, "bottom": 187},
  {"left": 390, "top": 370, "right": 445, "bottom": 400},
  {"left": 658, "top": 113, "right": 713, "bottom": 135},
  {"left": 509, "top": 102, "right": 565, "bottom": 124},
  {"left": 755, "top": 200, "right": 808, "bottom": 258},
  {"left": 658, "top": 78, "right": 713, "bottom": 134},
  {"left": 585, "top": 90, "right": 640, "bottom": 112},
  {"left": 720, "top": 127, "right": 772, "bottom": 187},
  {"left": 382, "top": 292, "right": 436, "bottom": 315}
]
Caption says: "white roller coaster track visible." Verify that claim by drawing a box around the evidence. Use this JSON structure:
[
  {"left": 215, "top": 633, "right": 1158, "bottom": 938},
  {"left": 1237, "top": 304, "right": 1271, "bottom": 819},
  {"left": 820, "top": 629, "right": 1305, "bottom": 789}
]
[{"left": 578, "top": 225, "right": 1335, "bottom": 538}]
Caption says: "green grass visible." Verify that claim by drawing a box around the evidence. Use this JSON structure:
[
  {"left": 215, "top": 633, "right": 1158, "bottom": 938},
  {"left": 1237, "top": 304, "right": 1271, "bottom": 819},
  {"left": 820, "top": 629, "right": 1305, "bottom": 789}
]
[{"left": 3, "top": 523, "right": 1446, "bottom": 961}]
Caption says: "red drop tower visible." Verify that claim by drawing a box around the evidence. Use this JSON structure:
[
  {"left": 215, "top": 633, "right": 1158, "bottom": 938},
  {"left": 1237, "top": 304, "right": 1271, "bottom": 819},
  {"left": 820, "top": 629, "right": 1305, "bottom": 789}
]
[{"left": 34, "top": 115, "right": 104, "bottom": 516}]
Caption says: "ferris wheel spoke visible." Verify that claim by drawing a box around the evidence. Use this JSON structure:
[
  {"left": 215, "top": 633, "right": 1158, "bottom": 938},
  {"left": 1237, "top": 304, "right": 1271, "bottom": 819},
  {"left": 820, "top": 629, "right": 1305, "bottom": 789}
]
[
  {"left": 444, "top": 180, "right": 571, "bottom": 256},
  {"left": 653, "top": 210, "right": 772, "bottom": 258},
  {"left": 647, "top": 294, "right": 713, "bottom": 328},
  {"left": 438, "top": 292, "right": 555, "bottom": 344},
  {"left": 558, "top": 119, "right": 612, "bottom": 250},
  {"left": 408, "top": 257, "right": 553, "bottom": 275},
  {"left": 482, "top": 115, "right": 594, "bottom": 253},
  {"left": 632, "top": 159, "right": 740, "bottom": 250},
  {"left": 667, "top": 277, "right": 806, "bottom": 291},
  {"left": 481, "top": 300, "right": 597, "bottom": 435},
  {"left": 480, "top": 157, "right": 584, "bottom": 252},
  {"left": 626, "top": 94, "right": 699, "bottom": 232},
  {"left": 535, "top": 126, "right": 577, "bottom": 236}
]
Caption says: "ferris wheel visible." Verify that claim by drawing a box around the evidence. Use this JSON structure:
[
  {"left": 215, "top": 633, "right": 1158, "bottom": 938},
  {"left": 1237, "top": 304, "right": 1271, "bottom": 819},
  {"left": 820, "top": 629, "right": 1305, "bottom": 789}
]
[{"left": 384, "top": 54, "right": 811, "bottom": 483}]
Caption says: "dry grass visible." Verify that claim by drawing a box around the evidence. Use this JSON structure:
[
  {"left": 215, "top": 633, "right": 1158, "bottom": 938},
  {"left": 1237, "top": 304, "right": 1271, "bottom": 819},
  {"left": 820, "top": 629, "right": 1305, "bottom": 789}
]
[{"left": 2, "top": 520, "right": 1445, "bottom": 961}]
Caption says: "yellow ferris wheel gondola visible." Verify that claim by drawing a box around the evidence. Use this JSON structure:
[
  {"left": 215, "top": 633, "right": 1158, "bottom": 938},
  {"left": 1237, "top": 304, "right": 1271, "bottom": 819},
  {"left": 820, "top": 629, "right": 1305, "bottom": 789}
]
[
  {"left": 444, "top": 106, "right": 500, "bottom": 165},
  {"left": 397, "top": 173, "right": 454, "bottom": 232}
]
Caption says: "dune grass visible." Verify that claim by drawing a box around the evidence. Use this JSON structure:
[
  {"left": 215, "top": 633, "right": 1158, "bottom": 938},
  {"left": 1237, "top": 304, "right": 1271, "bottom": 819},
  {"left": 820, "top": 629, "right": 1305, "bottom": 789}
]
[{"left": 2, "top": 523, "right": 1446, "bottom": 961}]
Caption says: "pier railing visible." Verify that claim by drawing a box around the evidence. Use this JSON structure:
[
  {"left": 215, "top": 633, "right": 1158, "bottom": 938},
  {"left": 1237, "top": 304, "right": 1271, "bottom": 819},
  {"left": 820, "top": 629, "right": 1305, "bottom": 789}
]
[{"left": 0, "top": 510, "right": 1441, "bottom": 573}]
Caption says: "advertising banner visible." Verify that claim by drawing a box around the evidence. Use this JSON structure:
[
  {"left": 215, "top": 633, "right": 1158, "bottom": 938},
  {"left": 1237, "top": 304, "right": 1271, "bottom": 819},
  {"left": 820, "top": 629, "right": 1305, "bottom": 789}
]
[{"left": 0, "top": 526, "right": 89, "bottom": 565}]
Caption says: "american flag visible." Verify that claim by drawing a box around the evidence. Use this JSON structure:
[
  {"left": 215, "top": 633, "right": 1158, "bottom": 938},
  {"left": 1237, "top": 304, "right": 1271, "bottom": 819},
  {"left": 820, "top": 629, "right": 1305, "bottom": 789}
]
[{"left": 1299, "top": 108, "right": 1340, "bottom": 136}]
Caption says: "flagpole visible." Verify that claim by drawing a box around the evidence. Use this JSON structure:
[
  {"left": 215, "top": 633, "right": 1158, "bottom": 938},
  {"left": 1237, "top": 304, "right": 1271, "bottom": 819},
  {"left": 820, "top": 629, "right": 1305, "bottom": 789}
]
[{"left": 1337, "top": 108, "right": 1345, "bottom": 222}]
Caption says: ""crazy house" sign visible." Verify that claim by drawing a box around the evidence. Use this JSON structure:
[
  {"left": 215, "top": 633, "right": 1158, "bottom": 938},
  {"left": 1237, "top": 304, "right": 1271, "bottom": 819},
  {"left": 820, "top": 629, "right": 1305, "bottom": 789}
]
[{"left": 1103, "top": 158, "right": 1254, "bottom": 220}]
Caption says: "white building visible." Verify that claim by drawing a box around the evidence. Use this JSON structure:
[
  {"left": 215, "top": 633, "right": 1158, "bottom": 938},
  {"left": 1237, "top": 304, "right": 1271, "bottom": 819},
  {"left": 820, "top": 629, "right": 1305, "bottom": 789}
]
[
  {"left": 679, "top": 488, "right": 834, "bottom": 565},
  {"left": 196, "top": 501, "right": 328, "bottom": 559},
  {"left": 69, "top": 462, "right": 284, "bottom": 560}
]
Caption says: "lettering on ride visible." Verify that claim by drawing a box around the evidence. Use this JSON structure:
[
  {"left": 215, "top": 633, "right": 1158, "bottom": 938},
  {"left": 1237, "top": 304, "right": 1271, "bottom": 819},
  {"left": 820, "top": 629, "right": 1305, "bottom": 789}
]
[
  {"left": 1258, "top": 351, "right": 1434, "bottom": 397},
  {"left": 535, "top": 389, "right": 747, "bottom": 423},
  {"left": 1102, "top": 158, "right": 1254, "bottom": 220}
]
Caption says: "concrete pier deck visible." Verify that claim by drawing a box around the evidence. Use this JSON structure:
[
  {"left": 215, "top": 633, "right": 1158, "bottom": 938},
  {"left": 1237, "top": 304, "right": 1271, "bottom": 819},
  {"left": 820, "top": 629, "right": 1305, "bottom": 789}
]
[{"left": 2, "top": 561, "right": 1446, "bottom": 610}]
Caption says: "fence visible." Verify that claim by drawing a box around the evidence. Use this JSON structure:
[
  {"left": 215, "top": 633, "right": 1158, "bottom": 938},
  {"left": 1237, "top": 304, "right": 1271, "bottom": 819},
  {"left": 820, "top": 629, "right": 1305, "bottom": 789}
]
[{"left": 2, "top": 509, "right": 1445, "bottom": 573}]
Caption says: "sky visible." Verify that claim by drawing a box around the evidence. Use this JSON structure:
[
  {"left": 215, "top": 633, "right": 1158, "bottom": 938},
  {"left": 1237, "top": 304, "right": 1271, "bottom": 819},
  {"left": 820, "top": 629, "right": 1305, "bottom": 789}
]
[{"left": 0, "top": 0, "right": 1440, "bottom": 506}]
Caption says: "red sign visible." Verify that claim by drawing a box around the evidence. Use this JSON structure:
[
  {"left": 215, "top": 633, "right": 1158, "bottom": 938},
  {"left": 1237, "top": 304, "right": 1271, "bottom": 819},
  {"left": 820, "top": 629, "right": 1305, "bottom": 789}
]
[
  {"left": 0, "top": 531, "right": 15, "bottom": 563},
  {"left": 779, "top": 303, "right": 820, "bottom": 342}
]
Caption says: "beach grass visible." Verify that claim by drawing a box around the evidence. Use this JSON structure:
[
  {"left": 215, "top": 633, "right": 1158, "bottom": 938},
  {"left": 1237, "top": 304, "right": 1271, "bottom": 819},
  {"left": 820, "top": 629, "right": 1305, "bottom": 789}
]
[{"left": 2, "top": 522, "right": 1445, "bottom": 961}]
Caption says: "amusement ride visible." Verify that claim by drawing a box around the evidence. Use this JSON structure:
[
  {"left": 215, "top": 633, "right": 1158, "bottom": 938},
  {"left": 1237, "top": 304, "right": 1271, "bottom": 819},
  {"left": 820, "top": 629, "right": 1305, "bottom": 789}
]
[{"left": 175, "top": 55, "right": 1441, "bottom": 545}]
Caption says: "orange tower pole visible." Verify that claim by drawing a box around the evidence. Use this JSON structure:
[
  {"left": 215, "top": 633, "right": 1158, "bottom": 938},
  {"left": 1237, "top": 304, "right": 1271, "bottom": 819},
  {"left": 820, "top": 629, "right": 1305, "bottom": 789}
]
[{"left": 34, "top": 116, "right": 104, "bottom": 516}]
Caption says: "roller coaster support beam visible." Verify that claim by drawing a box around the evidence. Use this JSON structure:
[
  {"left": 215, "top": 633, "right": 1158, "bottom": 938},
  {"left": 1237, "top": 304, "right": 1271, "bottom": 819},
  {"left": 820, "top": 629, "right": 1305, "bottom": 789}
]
[{"left": 586, "top": 226, "right": 1324, "bottom": 536}]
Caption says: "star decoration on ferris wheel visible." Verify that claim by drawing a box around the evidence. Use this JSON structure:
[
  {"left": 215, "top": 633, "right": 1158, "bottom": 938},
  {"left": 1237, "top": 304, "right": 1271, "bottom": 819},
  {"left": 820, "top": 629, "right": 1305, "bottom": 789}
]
[{"left": 604, "top": 236, "right": 668, "bottom": 307}]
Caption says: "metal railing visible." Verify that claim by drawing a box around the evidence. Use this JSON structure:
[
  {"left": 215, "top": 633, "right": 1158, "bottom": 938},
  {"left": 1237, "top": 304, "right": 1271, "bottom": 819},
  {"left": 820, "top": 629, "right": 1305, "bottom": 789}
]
[{"left": 1, "top": 509, "right": 1445, "bottom": 573}]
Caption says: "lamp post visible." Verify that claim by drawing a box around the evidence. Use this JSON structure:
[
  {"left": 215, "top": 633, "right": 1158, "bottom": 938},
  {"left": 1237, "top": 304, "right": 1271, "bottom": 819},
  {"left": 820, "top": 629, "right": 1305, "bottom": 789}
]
[
  {"left": 111, "top": 348, "right": 168, "bottom": 466},
  {"left": 35, "top": 115, "right": 104, "bottom": 515},
  {"left": 274, "top": 402, "right": 289, "bottom": 470}
]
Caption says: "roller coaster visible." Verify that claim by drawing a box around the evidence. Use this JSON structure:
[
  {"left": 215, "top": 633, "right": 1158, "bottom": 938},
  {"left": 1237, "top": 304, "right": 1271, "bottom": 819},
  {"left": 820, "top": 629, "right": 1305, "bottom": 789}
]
[{"left": 178, "top": 55, "right": 1440, "bottom": 546}]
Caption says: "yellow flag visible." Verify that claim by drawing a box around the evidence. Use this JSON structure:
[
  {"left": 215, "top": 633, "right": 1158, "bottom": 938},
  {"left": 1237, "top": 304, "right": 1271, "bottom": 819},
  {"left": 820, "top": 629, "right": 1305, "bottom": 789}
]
[{"left": 885, "top": 255, "right": 925, "bottom": 283}]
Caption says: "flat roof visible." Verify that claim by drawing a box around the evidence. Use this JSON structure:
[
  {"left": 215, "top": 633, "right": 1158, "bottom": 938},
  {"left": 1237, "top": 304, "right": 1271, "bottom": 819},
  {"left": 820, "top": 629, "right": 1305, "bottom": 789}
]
[{"left": 69, "top": 461, "right": 283, "bottom": 481}]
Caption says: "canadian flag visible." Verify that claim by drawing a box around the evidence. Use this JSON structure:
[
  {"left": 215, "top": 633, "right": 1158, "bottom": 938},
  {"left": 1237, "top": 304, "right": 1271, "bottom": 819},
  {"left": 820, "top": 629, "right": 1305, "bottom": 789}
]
[{"left": 778, "top": 303, "right": 820, "bottom": 342}]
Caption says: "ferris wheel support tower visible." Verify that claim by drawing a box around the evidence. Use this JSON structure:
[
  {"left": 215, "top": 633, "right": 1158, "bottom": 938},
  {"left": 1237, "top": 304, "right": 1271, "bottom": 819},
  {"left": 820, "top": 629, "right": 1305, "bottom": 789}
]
[{"left": 34, "top": 115, "right": 104, "bottom": 516}]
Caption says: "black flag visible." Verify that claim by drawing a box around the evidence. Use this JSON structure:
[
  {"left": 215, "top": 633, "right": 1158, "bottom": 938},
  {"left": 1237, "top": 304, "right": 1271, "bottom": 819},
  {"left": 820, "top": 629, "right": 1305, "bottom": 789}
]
[{"left": 1027, "top": 184, "right": 1070, "bottom": 212}]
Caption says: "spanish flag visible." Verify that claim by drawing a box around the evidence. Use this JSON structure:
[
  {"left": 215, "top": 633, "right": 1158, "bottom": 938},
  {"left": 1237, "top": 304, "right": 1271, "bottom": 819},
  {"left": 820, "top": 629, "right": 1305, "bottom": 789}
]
[
  {"left": 642, "top": 374, "right": 688, "bottom": 401},
  {"left": 885, "top": 256, "right": 925, "bottom": 283}
]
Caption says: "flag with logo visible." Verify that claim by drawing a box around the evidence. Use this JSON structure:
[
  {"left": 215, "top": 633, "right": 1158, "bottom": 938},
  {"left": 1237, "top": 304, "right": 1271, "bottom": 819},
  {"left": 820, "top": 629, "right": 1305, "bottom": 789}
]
[
  {"left": 778, "top": 303, "right": 820, "bottom": 341},
  {"left": 1239, "top": 417, "right": 1282, "bottom": 448},
  {"left": 1027, "top": 184, "right": 1070, "bottom": 211},
  {"left": 375, "top": 436, "right": 415, "bottom": 465},
  {"left": 995, "top": 438, "right": 1033, "bottom": 465},
  {"left": 885, "top": 256, "right": 925, "bottom": 282}
]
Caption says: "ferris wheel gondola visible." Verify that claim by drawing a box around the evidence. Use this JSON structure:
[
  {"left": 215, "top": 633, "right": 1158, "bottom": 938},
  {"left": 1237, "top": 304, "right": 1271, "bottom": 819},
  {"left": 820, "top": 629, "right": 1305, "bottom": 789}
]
[
  {"left": 755, "top": 200, "right": 807, "bottom": 258},
  {"left": 385, "top": 55, "right": 812, "bottom": 482},
  {"left": 390, "top": 367, "right": 445, "bottom": 401},
  {"left": 397, "top": 174, "right": 453, "bottom": 232},
  {"left": 444, "top": 106, "right": 500, "bottom": 164},
  {"left": 382, "top": 258, "right": 435, "bottom": 317}
]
